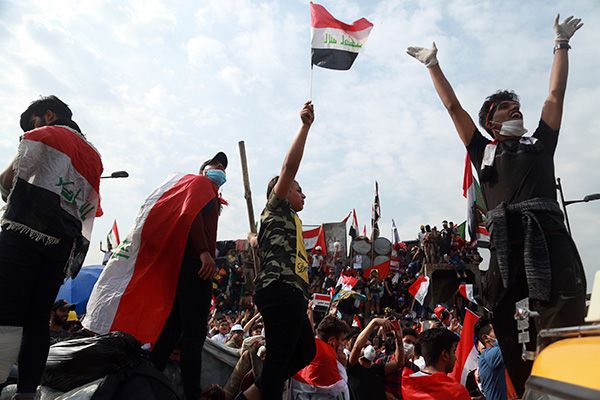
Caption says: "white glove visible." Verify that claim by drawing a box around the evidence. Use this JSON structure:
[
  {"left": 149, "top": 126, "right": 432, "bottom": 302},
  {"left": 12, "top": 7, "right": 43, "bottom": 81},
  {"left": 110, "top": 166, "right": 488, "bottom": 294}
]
[
  {"left": 406, "top": 42, "right": 438, "bottom": 67},
  {"left": 554, "top": 14, "right": 583, "bottom": 42}
]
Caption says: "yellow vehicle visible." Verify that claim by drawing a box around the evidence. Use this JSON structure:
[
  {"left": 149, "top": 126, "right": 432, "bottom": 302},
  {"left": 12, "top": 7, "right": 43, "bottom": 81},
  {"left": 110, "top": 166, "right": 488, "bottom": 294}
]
[{"left": 524, "top": 272, "right": 600, "bottom": 400}]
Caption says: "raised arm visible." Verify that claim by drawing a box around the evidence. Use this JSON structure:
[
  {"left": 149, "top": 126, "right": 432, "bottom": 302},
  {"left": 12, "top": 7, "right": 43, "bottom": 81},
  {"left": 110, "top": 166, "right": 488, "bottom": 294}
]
[
  {"left": 349, "top": 318, "right": 391, "bottom": 365},
  {"left": 273, "top": 101, "right": 314, "bottom": 199},
  {"left": 384, "top": 324, "right": 404, "bottom": 375},
  {"left": 542, "top": 14, "right": 583, "bottom": 131},
  {"left": 407, "top": 43, "right": 477, "bottom": 146}
]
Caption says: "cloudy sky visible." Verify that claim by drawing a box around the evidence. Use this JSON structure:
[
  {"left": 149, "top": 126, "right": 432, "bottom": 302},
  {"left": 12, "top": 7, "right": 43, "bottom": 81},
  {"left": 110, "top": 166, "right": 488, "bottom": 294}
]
[{"left": 1, "top": 0, "right": 599, "bottom": 287}]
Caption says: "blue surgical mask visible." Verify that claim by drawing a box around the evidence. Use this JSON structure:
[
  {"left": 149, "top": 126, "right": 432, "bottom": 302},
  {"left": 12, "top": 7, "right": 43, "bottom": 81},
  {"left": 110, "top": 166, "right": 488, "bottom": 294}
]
[{"left": 205, "top": 169, "right": 226, "bottom": 187}]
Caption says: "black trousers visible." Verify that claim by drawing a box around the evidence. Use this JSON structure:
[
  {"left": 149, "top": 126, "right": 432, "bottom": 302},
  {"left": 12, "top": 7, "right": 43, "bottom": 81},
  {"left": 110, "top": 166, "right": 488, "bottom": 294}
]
[
  {"left": 0, "top": 229, "right": 73, "bottom": 393},
  {"left": 151, "top": 257, "right": 212, "bottom": 400},
  {"left": 254, "top": 282, "right": 316, "bottom": 400},
  {"left": 485, "top": 231, "right": 586, "bottom": 396}
]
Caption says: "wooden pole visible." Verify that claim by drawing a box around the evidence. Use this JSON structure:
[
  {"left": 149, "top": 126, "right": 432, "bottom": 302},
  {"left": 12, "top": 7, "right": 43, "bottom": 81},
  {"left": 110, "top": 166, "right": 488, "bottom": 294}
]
[{"left": 238, "top": 141, "right": 259, "bottom": 276}]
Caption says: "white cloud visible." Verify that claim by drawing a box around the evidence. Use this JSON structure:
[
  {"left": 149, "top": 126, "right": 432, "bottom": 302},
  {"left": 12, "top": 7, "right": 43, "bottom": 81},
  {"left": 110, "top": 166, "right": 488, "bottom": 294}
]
[{"left": 0, "top": 0, "right": 599, "bottom": 288}]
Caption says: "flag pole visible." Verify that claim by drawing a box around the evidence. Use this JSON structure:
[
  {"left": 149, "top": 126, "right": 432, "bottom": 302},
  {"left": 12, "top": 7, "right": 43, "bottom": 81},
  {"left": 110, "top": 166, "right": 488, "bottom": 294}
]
[
  {"left": 309, "top": 64, "right": 314, "bottom": 101},
  {"left": 238, "top": 141, "right": 259, "bottom": 277}
]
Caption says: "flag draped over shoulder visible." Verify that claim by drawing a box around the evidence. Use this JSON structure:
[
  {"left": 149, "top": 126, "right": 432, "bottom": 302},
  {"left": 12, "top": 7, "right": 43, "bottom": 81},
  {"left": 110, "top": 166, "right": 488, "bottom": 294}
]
[
  {"left": 310, "top": 2, "right": 373, "bottom": 70},
  {"left": 84, "top": 173, "right": 218, "bottom": 345},
  {"left": 450, "top": 308, "right": 480, "bottom": 385},
  {"left": 292, "top": 339, "right": 350, "bottom": 399},
  {"left": 2, "top": 125, "right": 103, "bottom": 278},
  {"left": 402, "top": 371, "right": 471, "bottom": 400},
  {"left": 408, "top": 275, "right": 430, "bottom": 305},
  {"left": 463, "top": 153, "right": 490, "bottom": 247}
]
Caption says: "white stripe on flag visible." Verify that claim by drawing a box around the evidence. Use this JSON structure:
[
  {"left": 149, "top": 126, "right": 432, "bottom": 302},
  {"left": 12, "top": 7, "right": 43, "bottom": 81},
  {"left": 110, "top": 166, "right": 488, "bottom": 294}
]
[{"left": 311, "top": 27, "right": 372, "bottom": 52}]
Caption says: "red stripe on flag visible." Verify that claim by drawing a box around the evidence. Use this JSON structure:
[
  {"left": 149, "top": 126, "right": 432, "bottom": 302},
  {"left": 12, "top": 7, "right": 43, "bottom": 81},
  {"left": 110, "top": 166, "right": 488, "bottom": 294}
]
[
  {"left": 463, "top": 152, "right": 473, "bottom": 198},
  {"left": 24, "top": 126, "right": 102, "bottom": 193},
  {"left": 362, "top": 260, "right": 390, "bottom": 279},
  {"left": 310, "top": 2, "right": 373, "bottom": 32},
  {"left": 450, "top": 308, "right": 480, "bottom": 384}
]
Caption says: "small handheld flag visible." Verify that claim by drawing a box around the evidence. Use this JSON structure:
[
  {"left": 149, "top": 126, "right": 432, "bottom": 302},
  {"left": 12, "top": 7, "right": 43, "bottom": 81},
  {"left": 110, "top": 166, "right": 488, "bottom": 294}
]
[
  {"left": 349, "top": 209, "right": 359, "bottom": 239},
  {"left": 106, "top": 220, "right": 120, "bottom": 251},
  {"left": 458, "top": 283, "right": 478, "bottom": 304},
  {"left": 310, "top": 2, "right": 373, "bottom": 71},
  {"left": 408, "top": 275, "right": 430, "bottom": 306}
]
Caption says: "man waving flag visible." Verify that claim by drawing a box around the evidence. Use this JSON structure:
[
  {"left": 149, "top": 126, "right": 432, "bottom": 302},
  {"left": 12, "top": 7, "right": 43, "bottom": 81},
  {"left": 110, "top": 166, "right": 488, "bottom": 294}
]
[{"left": 310, "top": 2, "right": 373, "bottom": 70}]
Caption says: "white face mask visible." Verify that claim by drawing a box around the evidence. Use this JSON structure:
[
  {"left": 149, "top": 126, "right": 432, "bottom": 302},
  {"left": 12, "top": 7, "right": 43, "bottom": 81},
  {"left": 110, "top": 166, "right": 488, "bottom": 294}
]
[{"left": 498, "top": 119, "right": 528, "bottom": 137}]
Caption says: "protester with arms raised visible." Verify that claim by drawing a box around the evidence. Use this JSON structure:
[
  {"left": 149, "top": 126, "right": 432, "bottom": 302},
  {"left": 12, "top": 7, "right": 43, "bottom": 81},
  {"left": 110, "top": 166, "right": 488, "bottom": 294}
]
[
  {"left": 407, "top": 14, "right": 586, "bottom": 395},
  {"left": 347, "top": 318, "right": 403, "bottom": 400},
  {"left": 239, "top": 101, "right": 316, "bottom": 400}
]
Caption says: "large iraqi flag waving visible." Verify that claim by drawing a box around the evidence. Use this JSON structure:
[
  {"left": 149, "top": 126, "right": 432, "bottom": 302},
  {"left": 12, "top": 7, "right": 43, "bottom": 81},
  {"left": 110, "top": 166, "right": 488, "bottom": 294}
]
[
  {"left": 310, "top": 2, "right": 373, "bottom": 70},
  {"left": 84, "top": 173, "right": 218, "bottom": 345}
]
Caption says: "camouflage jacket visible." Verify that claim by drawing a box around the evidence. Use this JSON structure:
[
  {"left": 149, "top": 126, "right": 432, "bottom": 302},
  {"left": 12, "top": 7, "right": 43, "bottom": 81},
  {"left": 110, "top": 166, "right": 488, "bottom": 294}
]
[{"left": 254, "top": 192, "right": 310, "bottom": 299}]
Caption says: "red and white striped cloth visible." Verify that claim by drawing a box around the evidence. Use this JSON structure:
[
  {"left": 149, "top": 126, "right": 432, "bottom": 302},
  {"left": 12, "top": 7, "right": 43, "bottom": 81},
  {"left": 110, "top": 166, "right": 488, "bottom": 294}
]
[
  {"left": 84, "top": 173, "right": 218, "bottom": 345},
  {"left": 2, "top": 125, "right": 103, "bottom": 277}
]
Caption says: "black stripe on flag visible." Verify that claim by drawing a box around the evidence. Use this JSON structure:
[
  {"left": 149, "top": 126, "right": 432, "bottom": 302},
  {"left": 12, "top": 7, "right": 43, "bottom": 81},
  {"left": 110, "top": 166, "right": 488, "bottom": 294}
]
[
  {"left": 312, "top": 48, "right": 359, "bottom": 71},
  {"left": 4, "top": 178, "right": 83, "bottom": 239}
]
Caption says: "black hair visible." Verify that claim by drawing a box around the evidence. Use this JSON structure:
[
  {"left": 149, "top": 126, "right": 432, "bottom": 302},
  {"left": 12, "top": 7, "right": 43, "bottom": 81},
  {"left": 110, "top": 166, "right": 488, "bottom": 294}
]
[
  {"left": 266, "top": 176, "right": 279, "bottom": 199},
  {"left": 403, "top": 328, "right": 419, "bottom": 339},
  {"left": 478, "top": 90, "right": 519, "bottom": 137},
  {"left": 416, "top": 328, "right": 459, "bottom": 366},
  {"left": 474, "top": 317, "right": 493, "bottom": 344},
  {"left": 316, "top": 315, "right": 350, "bottom": 341},
  {"left": 20, "top": 95, "right": 74, "bottom": 132}
]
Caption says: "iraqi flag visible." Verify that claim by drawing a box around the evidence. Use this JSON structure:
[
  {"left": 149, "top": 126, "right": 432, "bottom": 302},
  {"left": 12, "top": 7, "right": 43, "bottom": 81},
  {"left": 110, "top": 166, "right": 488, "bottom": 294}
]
[
  {"left": 463, "top": 153, "right": 490, "bottom": 247},
  {"left": 458, "top": 283, "right": 477, "bottom": 304},
  {"left": 450, "top": 309, "right": 480, "bottom": 386},
  {"left": 106, "top": 219, "right": 120, "bottom": 250},
  {"left": 362, "top": 259, "right": 390, "bottom": 279},
  {"left": 310, "top": 2, "right": 373, "bottom": 71},
  {"left": 408, "top": 275, "right": 430, "bottom": 306},
  {"left": 84, "top": 173, "right": 218, "bottom": 345},
  {"left": 292, "top": 339, "right": 350, "bottom": 399},
  {"left": 336, "top": 275, "right": 358, "bottom": 291},
  {"left": 2, "top": 125, "right": 103, "bottom": 278},
  {"left": 349, "top": 209, "right": 359, "bottom": 239},
  {"left": 303, "top": 226, "right": 322, "bottom": 251}
]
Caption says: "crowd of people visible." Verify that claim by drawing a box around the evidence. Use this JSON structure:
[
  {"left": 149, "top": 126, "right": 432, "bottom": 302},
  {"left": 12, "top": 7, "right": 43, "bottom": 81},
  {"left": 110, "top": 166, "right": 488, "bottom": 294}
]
[{"left": 0, "top": 11, "right": 590, "bottom": 400}]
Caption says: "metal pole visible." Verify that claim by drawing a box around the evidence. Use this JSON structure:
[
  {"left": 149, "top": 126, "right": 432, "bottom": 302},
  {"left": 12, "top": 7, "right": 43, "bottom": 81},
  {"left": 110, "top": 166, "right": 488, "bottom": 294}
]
[
  {"left": 238, "top": 141, "right": 259, "bottom": 276},
  {"left": 556, "top": 177, "right": 572, "bottom": 236}
]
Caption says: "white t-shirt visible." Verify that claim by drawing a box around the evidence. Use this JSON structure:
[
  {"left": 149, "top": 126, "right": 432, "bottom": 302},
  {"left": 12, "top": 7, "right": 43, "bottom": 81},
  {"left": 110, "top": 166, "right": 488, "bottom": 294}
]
[{"left": 211, "top": 333, "right": 228, "bottom": 344}]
